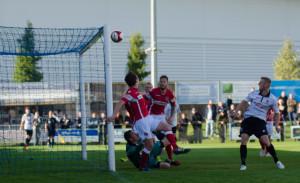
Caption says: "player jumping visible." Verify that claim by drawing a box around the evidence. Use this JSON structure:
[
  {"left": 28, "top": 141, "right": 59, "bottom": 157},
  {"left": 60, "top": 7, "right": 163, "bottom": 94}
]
[
  {"left": 146, "top": 75, "right": 181, "bottom": 163},
  {"left": 107, "top": 72, "right": 190, "bottom": 171}
]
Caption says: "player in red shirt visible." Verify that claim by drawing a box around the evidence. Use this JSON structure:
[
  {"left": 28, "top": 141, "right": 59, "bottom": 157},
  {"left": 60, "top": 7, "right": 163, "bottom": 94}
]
[
  {"left": 143, "top": 82, "right": 153, "bottom": 110},
  {"left": 146, "top": 75, "right": 179, "bottom": 162},
  {"left": 107, "top": 72, "right": 190, "bottom": 171},
  {"left": 259, "top": 108, "right": 275, "bottom": 157}
]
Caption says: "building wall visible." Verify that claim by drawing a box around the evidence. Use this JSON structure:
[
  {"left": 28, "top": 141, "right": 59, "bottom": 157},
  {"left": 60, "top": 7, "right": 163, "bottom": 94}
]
[{"left": 1, "top": 0, "right": 300, "bottom": 83}]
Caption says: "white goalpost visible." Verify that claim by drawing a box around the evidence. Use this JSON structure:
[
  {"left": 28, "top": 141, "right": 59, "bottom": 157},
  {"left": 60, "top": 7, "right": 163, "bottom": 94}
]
[{"left": 0, "top": 24, "right": 116, "bottom": 175}]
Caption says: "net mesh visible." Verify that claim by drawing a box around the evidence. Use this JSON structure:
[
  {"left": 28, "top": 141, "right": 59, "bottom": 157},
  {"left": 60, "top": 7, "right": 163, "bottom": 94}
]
[{"left": 0, "top": 25, "right": 108, "bottom": 175}]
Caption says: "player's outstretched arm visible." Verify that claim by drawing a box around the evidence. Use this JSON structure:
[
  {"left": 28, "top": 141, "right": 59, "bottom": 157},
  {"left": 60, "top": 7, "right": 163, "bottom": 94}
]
[
  {"left": 234, "top": 100, "right": 248, "bottom": 117},
  {"left": 107, "top": 100, "right": 125, "bottom": 122}
]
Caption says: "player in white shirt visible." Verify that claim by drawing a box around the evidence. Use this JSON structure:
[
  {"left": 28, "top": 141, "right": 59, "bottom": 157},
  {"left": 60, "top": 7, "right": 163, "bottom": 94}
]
[
  {"left": 19, "top": 107, "right": 35, "bottom": 149},
  {"left": 235, "top": 77, "right": 284, "bottom": 170},
  {"left": 165, "top": 103, "right": 183, "bottom": 140}
]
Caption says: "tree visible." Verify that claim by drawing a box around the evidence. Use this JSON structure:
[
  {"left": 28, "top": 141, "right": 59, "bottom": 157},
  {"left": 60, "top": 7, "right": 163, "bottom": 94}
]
[
  {"left": 274, "top": 38, "right": 300, "bottom": 80},
  {"left": 127, "top": 32, "right": 150, "bottom": 81},
  {"left": 13, "top": 21, "right": 43, "bottom": 82}
]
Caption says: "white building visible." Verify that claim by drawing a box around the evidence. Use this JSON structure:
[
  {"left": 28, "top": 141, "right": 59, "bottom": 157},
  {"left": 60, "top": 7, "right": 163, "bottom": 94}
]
[{"left": 1, "top": 0, "right": 300, "bottom": 82}]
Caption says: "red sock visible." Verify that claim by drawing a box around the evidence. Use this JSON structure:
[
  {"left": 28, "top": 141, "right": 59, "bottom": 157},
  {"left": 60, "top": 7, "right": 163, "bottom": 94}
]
[
  {"left": 165, "top": 131, "right": 178, "bottom": 149},
  {"left": 259, "top": 140, "right": 265, "bottom": 150},
  {"left": 141, "top": 148, "right": 150, "bottom": 169},
  {"left": 166, "top": 144, "right": 173, "bottom": 160}
]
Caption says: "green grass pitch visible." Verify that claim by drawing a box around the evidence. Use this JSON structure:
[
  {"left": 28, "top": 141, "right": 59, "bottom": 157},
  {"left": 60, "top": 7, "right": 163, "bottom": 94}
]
[{"left": 1, "top": 137, "right": 299, "bottom": 183}]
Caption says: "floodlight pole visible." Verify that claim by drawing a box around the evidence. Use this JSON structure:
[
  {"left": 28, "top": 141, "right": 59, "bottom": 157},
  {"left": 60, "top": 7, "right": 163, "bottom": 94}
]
[
  {"left": 104, "top": 24, "right": 116, "bottom": 172},
  {"left": 150, "top": 0, "right": 158, "bottom": 88}
]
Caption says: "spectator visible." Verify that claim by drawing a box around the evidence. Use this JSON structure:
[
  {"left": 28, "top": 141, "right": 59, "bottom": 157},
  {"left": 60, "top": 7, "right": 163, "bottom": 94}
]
[
  {"left": 278, "top": 99, "right": 286, "bottom": 141},
  {"left": 124, "top": 112, "right": 132, "bottom": 128},
  {"left": 60, "top": 114, "right": 71, "bottom": 129},
  {"left": 99, "top": 112, "right": 107, "bottom": 145},
  {"left": 114, "top": 112, "right": 123, "bottom": 129},
  {"left": 217, "top": 101, "right": 226, "bottom": 115},
  {"left": 179, "top": 113, "right": 189, "bottom": 144},
  {"left": 226, "top": 94, "right": 233, "bottom": 111},
  {"left": 205, "top": 104, "right": 215, "bottom": 139},
  {"left": 190, "top": 108, "right": 203, "bottom": 143},
  {"left": 76, "top": 112, "right": 81, "bottom": 129},
  {"left": 56, "top": 109, "right": 63, "bottom": 122},
  {"left": 88, "top": 112, "right": 99, "bottom": 129},
  {"left": 287, "top": 93, "right": 297, "bottom": 125},
  {"left": 216, "top": 110, "right": 228, "bottom": 143},
  {"left": 33, "top": 111, "right": 43, "bottom": 146},
  {"left": 294, "top": 107, "right": 300, "bottom": 126},
  {"left": 278, "top": 91, "right": 288, "bottom": 121},
  {"left": 228, "top": 104, "right": 236, "bottom": 140}
]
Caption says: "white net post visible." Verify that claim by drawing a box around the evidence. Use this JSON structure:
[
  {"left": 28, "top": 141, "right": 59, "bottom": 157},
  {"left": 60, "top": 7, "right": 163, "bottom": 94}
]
[
  {"left": 103, "top": 24, "right": 115, "bottom": 171},
  {"left": 79, "top": 54, "right": 87, "bottom": 160}
]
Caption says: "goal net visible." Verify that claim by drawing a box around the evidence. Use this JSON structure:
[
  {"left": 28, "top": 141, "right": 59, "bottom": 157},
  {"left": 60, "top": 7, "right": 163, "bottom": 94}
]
[{"left": 0, "top": 24, "right": 114, "bottom": 175}]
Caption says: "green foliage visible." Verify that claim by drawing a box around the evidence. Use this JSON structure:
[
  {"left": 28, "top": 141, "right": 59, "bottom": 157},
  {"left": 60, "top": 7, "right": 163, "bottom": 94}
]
[
  {"left": 127, "top": 32, "right": 150, "bottom": 81},
  {"left": 13, "top": 21, "right": 43, "bottom": 82},
  {"left": 274, "top": 38, "right": 300, "bottom": 80}
]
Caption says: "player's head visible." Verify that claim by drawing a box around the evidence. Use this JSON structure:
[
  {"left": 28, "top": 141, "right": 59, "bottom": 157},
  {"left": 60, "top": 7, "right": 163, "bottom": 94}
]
[
  {"left": 159, "top": 75, "right": 168, "bottom": 90},
  {"left": 25, "top": 107, "right": 30, "bottom": 115},
  {"left": 125, "top": 72, "right": 139, "bottom": 87},
  {"left": 259, "top": 77, "right": 271, "bottom": 91},
  {"left": 124, "top": 130, "right": 140, "bottom": 145},
  {"left": 145, "top": 83, "right": 153, "bottom": 93}
]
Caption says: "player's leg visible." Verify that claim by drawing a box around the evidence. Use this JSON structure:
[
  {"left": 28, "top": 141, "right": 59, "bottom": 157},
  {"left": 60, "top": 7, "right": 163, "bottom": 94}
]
[
  {"left": 240, "top": 133, "right": 249, "bottom": 170},
  {"left": 25, "top": 132, "right": 30, "bottom": 148},
  {"left": 141, "top": 138, "right": 154, "bottom": 170},
  {"left": 257, "top": 121, "right": 284, "bottom": 169},
  {"left": 156, "top": 121, "right": 190, "bottom": 155},
  {"left": 259, "top": 139, "right": 265, "bottom": 157}
]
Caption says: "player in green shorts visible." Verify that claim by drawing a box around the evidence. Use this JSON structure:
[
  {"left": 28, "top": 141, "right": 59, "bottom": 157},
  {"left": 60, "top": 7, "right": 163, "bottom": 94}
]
[{"left": 124, "top": 130, "right": 180, "bottom": 170}]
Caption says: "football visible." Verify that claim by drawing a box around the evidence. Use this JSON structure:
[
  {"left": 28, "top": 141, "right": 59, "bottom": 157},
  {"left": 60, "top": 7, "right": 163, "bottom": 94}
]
[{"left": 111, "top": 31, "right": 123, "bottom": 43}]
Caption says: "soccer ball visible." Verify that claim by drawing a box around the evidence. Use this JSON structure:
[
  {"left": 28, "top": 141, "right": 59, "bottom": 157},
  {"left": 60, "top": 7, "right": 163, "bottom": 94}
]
[{"left": 111, "top": 31, "right": 123, "bottom": 43}]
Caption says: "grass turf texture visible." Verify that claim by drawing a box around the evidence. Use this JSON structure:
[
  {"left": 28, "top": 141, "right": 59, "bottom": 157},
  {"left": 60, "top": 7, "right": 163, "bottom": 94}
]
[{"left": 1, "top": 138, "right": 299, "bottom": 183}]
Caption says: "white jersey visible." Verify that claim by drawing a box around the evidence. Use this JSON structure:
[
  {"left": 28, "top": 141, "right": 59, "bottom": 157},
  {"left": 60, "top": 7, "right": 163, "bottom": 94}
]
[
  {"left": 164, "top": 103, "right": 181, "bottom": 127},
  {"left": 22, "top": 113, "right": 34, "bottom": 130},
  {"left": 243, "top": 90, "right": 279, "bottom": 121}
]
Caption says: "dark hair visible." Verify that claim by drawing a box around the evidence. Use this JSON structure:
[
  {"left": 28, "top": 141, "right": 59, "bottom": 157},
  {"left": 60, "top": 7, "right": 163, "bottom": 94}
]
[
  {"left": 261, "top": 77, "right": 271, "bottom": 85},
  {"left": 125, "top": 72, "right": 138, "bottom": 87},
  {"left": 160, "top": 75, "right": 168, "bottom": 82},
  {"left": 124, "top": 130, "right": 134, "bottom": 145}
]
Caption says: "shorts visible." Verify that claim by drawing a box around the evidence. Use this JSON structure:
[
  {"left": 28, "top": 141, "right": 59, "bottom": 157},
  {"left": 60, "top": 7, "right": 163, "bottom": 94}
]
[
  {"left": 151, "top": 114, "right": 167, "bottom": 123},
  {"left": 25, "top": 130, "right": 33, "bottom": 137},
  {"left": 240, "top": 117, "right": 268, "bottom": 138},
  {"left": 266, "top": 121, "right": 273, "bottom": 135},
  {"left": 133, "top": 115, "right": 160, "bottom": 140},
  {"left": 47, "top": 127, "right": 56, "bottom": 137},
  {"left": 148, "top": 141, "right": 163, "bottom": 168}
]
